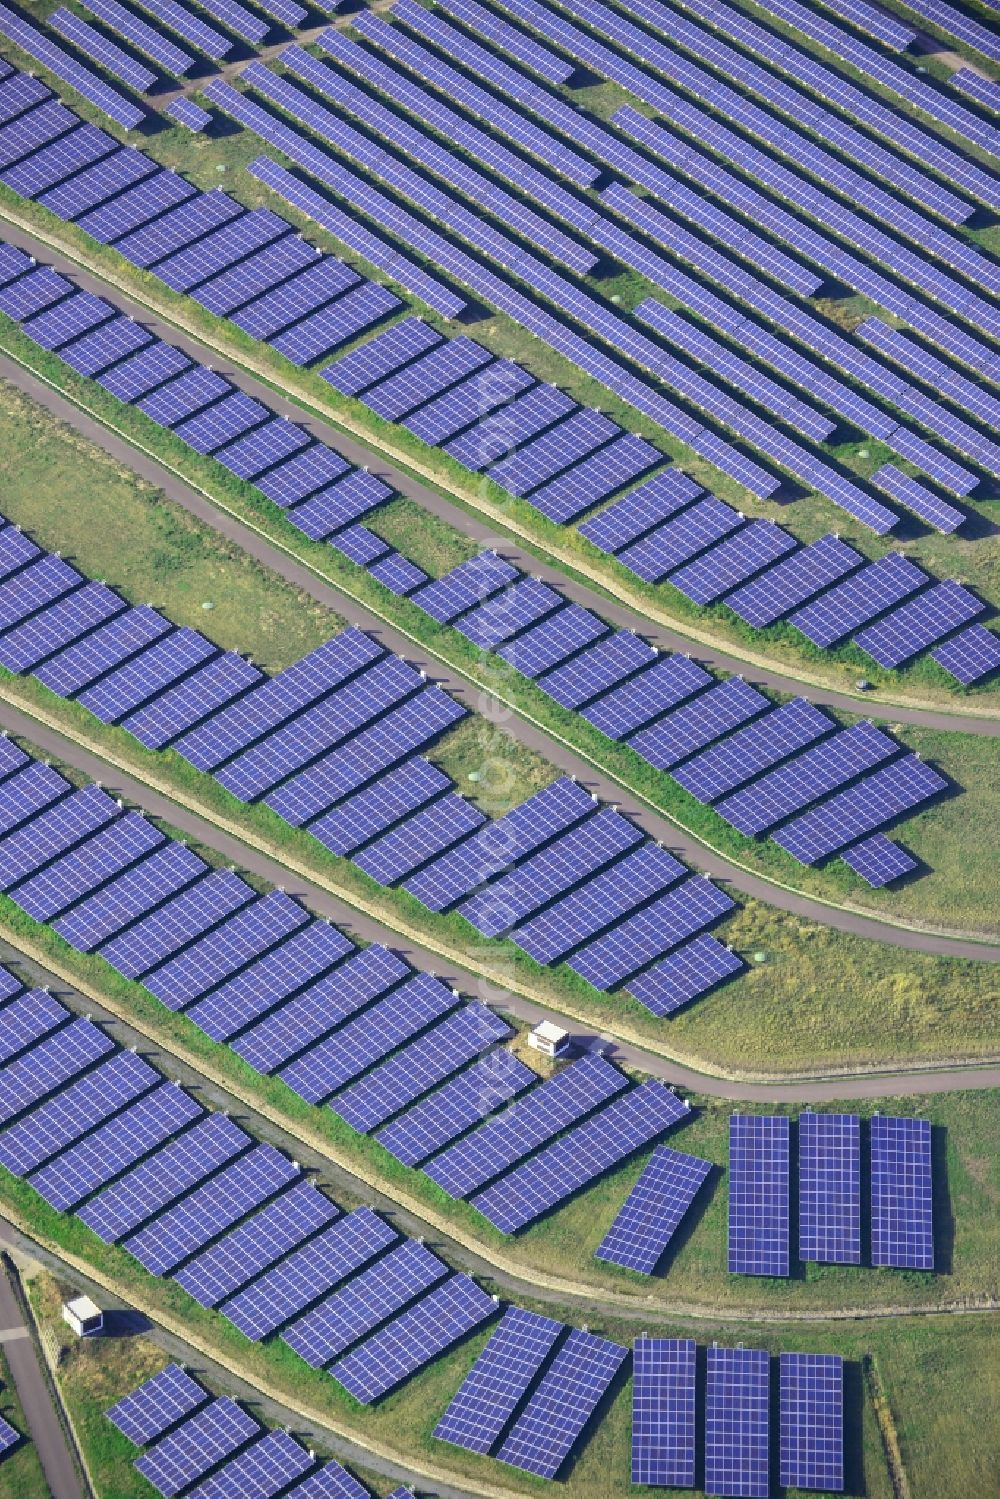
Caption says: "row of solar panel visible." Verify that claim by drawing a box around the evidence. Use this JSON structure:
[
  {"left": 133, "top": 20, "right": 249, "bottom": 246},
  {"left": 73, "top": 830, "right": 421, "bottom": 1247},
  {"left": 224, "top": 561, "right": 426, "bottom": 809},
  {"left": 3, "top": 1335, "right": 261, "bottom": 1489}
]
[{"left": 729, "top": 1113, "right": 934, "bottom": 1277}]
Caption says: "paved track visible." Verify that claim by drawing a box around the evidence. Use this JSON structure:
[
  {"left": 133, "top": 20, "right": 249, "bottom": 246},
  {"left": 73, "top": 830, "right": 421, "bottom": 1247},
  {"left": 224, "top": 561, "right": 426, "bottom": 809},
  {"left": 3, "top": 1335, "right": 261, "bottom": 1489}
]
[
  {"left": 2, "top": 698, "right": 998, "bottom": 1096},
  {"left": 0, "top": 220, "right": 997, "bottom": 739},
  {"left": 2, "top": 355, "right": 999, "bottom": 959},
  {"left": 0, "top": 1251, "right": 84, "bottom": 1499}
]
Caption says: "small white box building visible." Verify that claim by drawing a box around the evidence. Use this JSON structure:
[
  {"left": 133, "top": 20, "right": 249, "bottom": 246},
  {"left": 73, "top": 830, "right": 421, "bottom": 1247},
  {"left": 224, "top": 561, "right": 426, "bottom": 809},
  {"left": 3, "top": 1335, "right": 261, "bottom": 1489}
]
[
  {"left": 528, "top": 1020, "right": 571, "bottom": 1058},
  {"left": 62, "top": 1295, "right": 103, "bottom": 1337}
]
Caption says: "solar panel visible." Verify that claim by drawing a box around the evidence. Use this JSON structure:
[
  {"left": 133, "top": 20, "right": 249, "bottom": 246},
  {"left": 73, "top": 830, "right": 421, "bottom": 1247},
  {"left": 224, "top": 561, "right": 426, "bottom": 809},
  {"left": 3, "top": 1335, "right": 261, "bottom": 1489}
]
[
  {"left": 932, "top": 624, "right": 1000, "bottom": 685},
  {"left": 530, "top": 434, "right": 662, "bottom": 524},
  {"left": 374, "top": 1050, "right": 535, "bottom": 1167},
  {"left": 671, "top": 699, "right": 834, "bottom": 804},
  {"left": 434, "top": 1306, "right": 564, "bottom": 1455},
  {"left": 670, "top": 521, "right": 798, "bottom": 605},
  {"left": 539, "top": 629, "right": 656, "bottom": 710},
  {"left": 631, "top": 1337, "right": 697, "bottom": 1487},
  {"left": 135, "top": 1399, "right": 260, "bottom": 1498},
  {"left": 289, "top": 472, "right": 392, "bottom": 542},
  {"left": 798, "top": 1112, "right": 860, "bottom": 1267},
  {"left": 121, "top": 1144, "right": 300, "bottom": 1275},
  {"left": 715, "top": 722, "right": 900, "bottom": 836},
  {"left": 728, "top": 1115, "right": 790, "bottom": 1277},
  {"left": 185, "top": 919, "right": 352, "bottom": 1043},
  {"left": 115, "top": 188, "right": 243, "bottom": 269},
  {"left": 128, "top": 0, "right": 230, "bottom": 61},
  {"left": 220, "top": 1207, "right": 398, "bottom": 1341},
  {"left": 628, "top": 678, "right": 769, "bottom": 771},
  {"left": 705, "top": 1346, "right": 769, "bottom": 1498},
  {"left": 121, "top": 653, "right": 264, "bottom": 750},
  {"left": 0, "top": 989, "right": 68, "bottom": 1065},
  {"left": 579, "top": 470, "right": 704, "bottom": 554},
  {"left": 0, "top": 1011, "right": 106, "bottom": 1125},
  {"left": 0, "top": 762, "right": 69, "bottom": 837},
  {"left": 281, "top": 1238, "right": 449, "bottom": 1368},
  {"left": 49, "top": 9, "right": 156, "bottom": 93},
  {"left": 76, "top": 627, "right": 217, "bottom": 724},
  {"left": 597, "top": 1147, "right": 711, "bottom": 1275},
  {"left": 53, "top": 841, "right": 207, "bottom": 952},
  {"left": 173, "top": 1178, "right": 338, "bottom": 1308},
  {"left": 582, "top": 655, "right": 712, "bottom": 740},
  {"left": 320, "top": 316, "right": 441, "bottom": 396},
  {"left": 725, "top": 534, "right": 866, "bottom": 631},
  {"left": 76, "top": 1111, "right": 250, "bottom": 1242},
  {"left": 107, "top": 1364, "right": 208, "bottom": 1446},
  {"left": 306, "top": 759, "right": 449, "bottom": 859},
  {"left": 511, "top": 842, "right": 685, "bottom": 966},
  {"left": 22, "top": 290, "right": 115, "bottom": 350},
  {"left": 496, "top": 603, "right": 608, "bottom": 679},
  {"left": 0, "top": 4, "right": 145, "bottom": 127},
  {"left": 78, "top": 0, "right": 194, "bottom": 76},
  {"left": 0, "top": 72, "right": 49, "bottom": 126},
  {"left": 254, "top": 445, "right": 349, "bottom": 508},
  {"left": 173, "top": 391, "right": 271, "bottom": 455},
  {"left": 351, "top": 792, "right": 486, "bottom": 887},
  {"left": 0, "top": 1049, "right": 158, "bottom": 1177},
  {"left": 214, "top": 420, "right": 311, "bottom": 482},
  {"left": 96, "top": 866, "right": 254, "bottom": 978},
  {"left": 269, "top": 282, "right": 401, "bottom": 367},
  {"left": 409, "top": 551, "right": 519, "bottom": 625},
  {"left": 329, "top": 1273, "right": 497, "bottom": 1404},
  {"left": 286, "top": 1466, "right": 370, "bottom": 1499},
  {"left": 568, "top": 876, "right": 735, "bottom": 991},
  {"left": 472, "top": 1082, "right": 690, "bottom": 1234},
  {"left": 403, "top": 775, "right": 595, "bottom": 912},
  {"left": 0, "top": 782, "right": 121, "bottom": 891},
  {"left": 423, "top": 1054, "right": 628, "bottom": 1200},
  {"left": 0, "top": 555, "right": 81, "bottom": 632},
  {"left": 871, "top": 464, "right": 965, "bottom": 535},
  {"left": 279, "top": 972, "right": 457, "bottom": 1106},
  {"left": 842, "top": 833, "right": 917, "bottom": 887},
  {"left": 0, "top": 580, "right": 124, "bottom": 675},
  {"left": 617, "top": 497, "right": 744, "bottom": 583},
  {"left": 854, "top": 581, "right": 983, "bottom": 668},
  {"left": 2, "top": 123, "right": 119, "bottom": 201},
  {"left": 141, "top": 889, "right": 308, "bottom": 1011},
  {"left": 773, "top": 754, "right": 947, "bottom": 864},
  {"left": 496, "top": 1328, "right": 629, "bottom": 1478},
  {"left": 870, "top": 1114, "right": 934, "bottom": 1270},
  {"left": 231, "top": 945, "right": 408, "bottom": 1077},
  {"left": 780, "top": 1352, "right": 844, "bottom": 1493},
  {"left": 186, "top": 1431, "right": 313, "bottom": 1499},
  {"left": 164, "top": 96, "right": 211, "bottom": 132},
  {"left": 60, "top": 315, "right": 153, "bottom": 377},
  {"left": 486, "top": 409, "right": 621, "bottom": 497},
  {"left": 234, "top": 258, "right": 361, "bottom": 342},
  {"left": 435, "top": 0, "right": 574, "bottom": 81},
  {"left": 75, "top": 168, "right": 195, "bottom": 245},
  {"left": 405, "top": 360, "right": 535, "bottom": 448},
  {"left": 789, "top": 554, "right": 928, "bottom": 646},
  {"left": 355, "top": 338, "right": 489, "bottom": 424},
  {"left": 456, "top": 808, "right": 644, "bottom": 938},
  {"left": 627, "top": 934, "right": 745, "bottom": 1016},
  {"left": 28, "top": 1080, "right": 202, "bottom": 1210},
  {"left": 0, "top": 524, "right": 40, "bottom": 578},
  {"left": 444, "top": 385, "right": 577, "bottom": 470}
]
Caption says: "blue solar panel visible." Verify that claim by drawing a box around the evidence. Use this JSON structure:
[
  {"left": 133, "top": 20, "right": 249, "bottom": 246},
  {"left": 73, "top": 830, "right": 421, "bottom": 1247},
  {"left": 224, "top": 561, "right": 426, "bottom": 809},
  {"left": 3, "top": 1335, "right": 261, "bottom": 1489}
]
[
  {"left": 780, "top": 1352, "right": 844, "bottom": 1494},
  {"left": 374, "top": 1050, "right": 535, "bottom": 1167},
  {"left": 870, "top": 1115, "right": 934, "bottom": 1270},
  {"left": 281, "top": 1238, "right": 449, "bottom": 1369},
  {"left": 405, "top": 360, "right": 535, "bottom": 447},
  {"left": 495, "top": 1328, "right": 629, "bottom": 1479},
  {"left": 351, "top": 792, "right": 486, "bottom": 887},
  {"left": 0, "top": 523, "right": 40, "bottom": 577},
  {"left": 0, "top": 5, "right": 145, "bottom": 127},
  {"left": 617, "top": 497, "right": 743, "bottom": 583},
  {"left": 582, "top": 655, "right": 712, "bottom": 739},
  {"left": 409, "top": 551, "right": 519, "bottom": 624},
  {"left": 255, "top": 445, "right": 349, "bottom": 508},
  {"left": 445, "top": 385, "right": 577, "bottom": 470},
  {"left": 53, "top": 841, "right": 207, "bottom": 952},
  {"left": 579, "top": 470, "right": 704, "bottom": 555},
  {"left": 75, "top": 169, "right": 196, "bottom": 244},
  {"left": 530, "top": 434, "right": 662, "bottom": 523},
  {"left": 871, "top": 464, "right": 965, "bottom": 535},
  {"left": 854, "top": 581, "right": 983, "bottom": 668},
  {"left": 0, "top": 782, "right": 121, "bottom": 891},
  {"left": 185, "top": 919, "right": 352, "bottom": 1043},
  {"left": 0, "top": 581, "right": 125, "bottom": 673},
  {"left": 789, "top": 554, "right": 927, "bottom": 646},
  {"left": 598, "top": 1148, "right": 711, "bottom": 1275},
  {"left": 670, "top": 521, "right": 798, "bottom": 605},
  {"left": 164, "top": 97, "right": 211, "bottom": 133},
  {"left": 471, "top": 1081, "right": 690, "bottom": 1234},
  {"left": 568, "top": 876, "right": 734, "bottom": 992},
  {"left": 726, "top": 534, "right": 866, "bottom": 630},
  {"left": 424, "top": 1054, "right": 628, "bottom": 1200},
  {"left": 115, "top": 189, "right": 243, "bottom": 269},
  {"left": 538, "top": 630, "right": 657, "bottom": 710},
  {"left": 135, "top": 1399, "right": 260, "bottom": 1498},
  {"left": 306, "top": 758, "right": 450, "bottom": 859},
  {"left": 453, "top": 579, "right": 564, "bottom": 652},
  {"left": 0, "top": 1016, "right": 112, "bottom": 1126},
  {"left": 486, "top": 409, "right": 621, "bottom": 497},
  {"left": 329, "top": 1273, "right": 497, "bottom": 1405},
  {"left": 799, "top": 1112, "right": 861, "bottom": 1266},
  {"left": 76, "top": 628, "right": 217, "bottom": 723},
  {"left": 50, "top": 9, "right": 156, "bottom": 93},
  {"left": 705, "top": 1346, "right": 769, "bottom": 1499},
  {"left": 434, "top": 1306, "right": 564, "bottom": 1455},
  {"left": 671, "top": 699, "right": 834, "bottom": 804},
  {"left": 728, "top": 1115, "right": 790, "bottom": 1277},
  {"left": 96, "top": 866, "right": 254, "bottom": 978},
  {"left": 142, "top": 890, "right": 309, "bottom": 1012},
  {"left": 627, "top": 934, "right": 745, "bottom": 1016},
  {"left": 628, "top": 678, "right": 769, "bottom": 771},
  {"left": 0, "top": 989, "right": 68, "bottom": 1065},
  {"left": 61, "top": 315, "right": 153, "bottom": 376},
  {"left": 173, "top": 391, "right": 271, "bottom": 455},
  {"left": 0, "top": 1049, "right": 158, "bottom": 1177},
  {"left": 496, "top": 603, "right": 608, "bottom": 678},
  {"left": 932, "top": 625, "right": 1000, "bottom": 685},
  {"left": 234, "top": 258, "right": 361, "bottom": 342},
  {"left": 841, "top": 833, "right": 918, "bottom": 887},
  {"left": 270, "top": 282, "right": 401, "bottom": 367},
  {"left": 107, "top": 1364, "right": 208, "bottom": 1447},
  {"left": 22, "top": 289, "right": 115, "bottom": 349},
  {"left": 121, "top": 653, "right": 264, "bottom": 750},
  {"left": 0, "top": 762, "right": 69, "bottom": 836},
  {"left": 79, "top": 0, "right": 194, "bottom": 77},
  {"left": 185, "top": 1430, "right": 313, "bottom": 1499},
  {"left": 0, "top": 555, "right": 81, "bottom": 632},
  {"left": 773, "top": 755, "right": 947, "bottom": 864},
  {"left": 28, "top": 1080, "right": 202, "bottom": 1210},
  {"left": 631, "top": 1337, "right": 697, "bottom": 1487}
]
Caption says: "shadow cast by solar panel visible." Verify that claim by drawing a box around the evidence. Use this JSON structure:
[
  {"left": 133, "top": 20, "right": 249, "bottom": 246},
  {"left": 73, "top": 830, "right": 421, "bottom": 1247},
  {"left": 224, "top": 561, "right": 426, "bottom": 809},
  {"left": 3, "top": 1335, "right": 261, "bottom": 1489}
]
[
  {"left": 693, "top": 1341, "right": 708, "bottom": 1494},
  {"left": 553, "top": 1345, "right": 631, "bottom": 1485},
  {"left": 645, "top": 1160, "right": 719, "bottom": 1280},
  {"left": 931, "top": 1124, "right": 953, "bottom": 1276},
  {"left": 843, "top": 1358, "right": 867, "bottom": 1497}
]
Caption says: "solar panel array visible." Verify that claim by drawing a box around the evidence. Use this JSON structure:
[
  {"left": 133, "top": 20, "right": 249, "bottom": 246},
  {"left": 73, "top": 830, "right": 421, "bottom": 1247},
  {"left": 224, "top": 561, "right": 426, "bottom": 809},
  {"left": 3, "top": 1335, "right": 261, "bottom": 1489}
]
[
  {"left": 496, "top": 1328, "right": 629, "bottom": 1479},
  {"left": 799, "top": 1113, "right": 861, "bottom": 1266},
  {"left": 871, "top": 1114, "right": 934, "bottom": 1270},
  {"left": 596, "top": 1145, "right": 712, "bottom": 1274},
  {"left": 632, "top": 1338, "right": 697, "bottom": 1488},
  {"left": 705, "top": 1345, "right": 770, "bottom": 1498},
  {"left": 728, "top": 1115, "right": 790, "bottom": 1277},
  {"left": 780, "top": 1352, "right": 845, "bottom": 1494}
]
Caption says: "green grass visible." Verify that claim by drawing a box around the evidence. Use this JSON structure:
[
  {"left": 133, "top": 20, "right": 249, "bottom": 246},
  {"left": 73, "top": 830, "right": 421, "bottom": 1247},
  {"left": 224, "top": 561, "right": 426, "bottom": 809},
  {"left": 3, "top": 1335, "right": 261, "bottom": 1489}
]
[
  {"left": 0, "top": 1345, "right": 48, "bottom": 1499},
  {"left": 1, "top": 365, "right": 997, "bottom": 945}
]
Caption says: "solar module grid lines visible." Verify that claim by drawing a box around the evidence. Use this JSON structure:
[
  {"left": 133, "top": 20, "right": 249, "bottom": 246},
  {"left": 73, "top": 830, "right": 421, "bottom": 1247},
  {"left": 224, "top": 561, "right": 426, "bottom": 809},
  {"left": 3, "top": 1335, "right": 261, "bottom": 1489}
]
[
  {"left": 773, "top": 753, "right": 947, "bottom": 864},
  {"left": 779, "top": 1351, "right": 845, "bottom": 1493},
  {"left": 667, "top": 520, "right": 798, "bottom": 606},
  {"left": 724, "top": 534, "right": 865, "bottom": 630},
  {"left": 0, "top": 1048, "right": 159, "bottom": 1177},
  {"left": 164, "top": 96, "right": 211, "bottom": 133},
  {"left": 0, "top": 3, "right": 145, "bottom": 127},
  {"left": 0, "top": 556, "right": 83, "bottom": 640},
  {"left": 0, "top": 989, "right": 70, "bottom": 1066},
  {"left": 107, "top": 1363, "right": 209, "bottom": 1447},
  {"left": 0, "top": 524, "right": 41, "bottom": 581},
  {"left": 374, "top": 1050, "right": 536, "bottom": 1168},
  {"left": 0, "top": 580, "right": 127, "bottom": 674},
  {"left": 582, "top": 653, "right": 713, "bottom": 740},
  {"left": 330, "top": 1002, "right": 512, "bottom": 1133},
  {"left": 578, "top": 469, "right": 704, "bottom": 554},
  {"left": 94, "top": 865, "right": 254, "bottom": 978},
  {"left": 280, "top": 1237, "right": 449, "bottom": 1369},
  {"left": 443, "top": 384, "right": 577, "bottom": 472},
  {"left": 329, "top": 1272, "right": 498, "bottom": 1405},
  {"left": 0, "top": 781, "right": 122, "bottom": 892},
  {"left": 626, "top": 933, "right": 745, "bottom": 1016},
  {"left": 434, "top": 0, "right": 575, "bottom": 83},
  {"left": 74, "top": 625, "right": 218, "bottom": 724},
  {"left": 495, "top": 1327, "right": 630, "bottom": 1479},
  {"left": 714, "top": 721, "right": 901, "bottom": 836},
  {"left": 434, "top": 1305, "right": 565, "bottom": 1456},
  {"left": 404, "top": 360, "right": 536, "bottom": 449},
  {"left": 841, "top": 832, "right": 917, "bottom": 887},
  {"left": 0, "top": 761, "right": 70, "bottom": 838},
  {"left": 74, "top": 168, "right": 196, "bottom": 245},
  {"left": 234, "top": 257, "right": 362, "bottom": 343},
  {"left": 627, "top": 677, "right": 770, "bottom": 772},
  {"left": 528, "top": 433, "right": 662, "bottom": 524},
  {"left": 254, "top": 444, "right": 350, "bottom": 508},
  {"left": 76, "top": 1110, "right": 251, "bottom": 1243},
  {"left": 597, "top": 1147, "right": 711, "bottom": 1275},
  {"left": 135, "top": 1397, "right": 261, "bottom": 1497},
  {"left": 631, "top": 1336, "right": 697, "bottom": 1487},
  {"left": 27, "top": 1079, "right": 203, "bottom": 1211},
  {"left": 495, "top": 602, "right": 608, "bottom": 680},
  {"left": 48, "top": 8, "right": 157, "bottom": 94},
  {"left": 173, "top": 1178, "right": 339, "bottom": 1309},
  {"left": 423, "top": 1053, "right": 629, "bottom": 1200},
  {"left": 361, "top": 336, "right": 494, "bottom": 423},
  {"left": 219, "top": 1206, "right": 398, "bottom": 1342},
  {"left": 288, "top": 472, "right": 393, "bottom": 543},
  {"left": 799, "top": 1113, "right": 861, "bottom": 1266},
  {"left": 728, "top": 1114, "right": 790, "bottom": 1278},
  {"left": 58, "top": 313, "right": 153, "bottom": 377},
  {"left": 78, "top": 0, "right": 194, "bottom": 76},
  {"left": 670, "top": 698, "right": 834, "bottom": 804},
  {"left": 114, "top": 188, "right": 244, "bottom": 271},
  {"left": 854, "top": 580, "right": 983, "bottom": 668},
  {"left": 0, "top": 1013, "right": 113, "bottom": 1126},
  {"left": 932, "top": 623, "right": 1000, "bottom": 685},
  {"left": 453, "top": 577, "right": 565, "bottom": 652},
  {"left": 0, "top": 71, "right": 50, "bottom": 125},
  {"left": 704, "top": 1344, "right": 770, "bottom": 1499},
  {"left": 567, "top": 875, "right": 735, "bottom": 992},
  {"left": 408, "top": 551, "right": 519, "bottom": 626},
  {"left": 871, "top": 1114, "right": 936, "bottom": 1273},
  {"left": 538, "top": 629, "right": 657, "bottom": 710},
  {"left": 870, "top": 464, "right": 965, "bottom": 535},
  {"left": 269, "top": 281, "right": 402, "bottom": 368},
  {"left": 129, "top": 0, "right": 231, "bottom": 62},
  {"left": 616, "top": 496, "right": 744, "bottom": 585},
  {"left": 52, "top": 839, "right": 208, "bottom": 953},
  {"left": 185, "top": 1429, "right": 314, "bottom": 1499},
  {"left": 471, "top": 1081, "right": 691, "bottom": 1235},
  {"left": 172, "top": 389, "right": 272, "bottom": 454},
  {"left": 485, "top": 408, "right": 622, "bottom": 498},
  {"left": 121, "top": 652, "right": 264, "bottom": 751},
  {"left": 320, "top": 315, "right": 441, "bottom": 397},
  {"left": 0, "top": 100, "right": 79, "bottom": 175}
]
